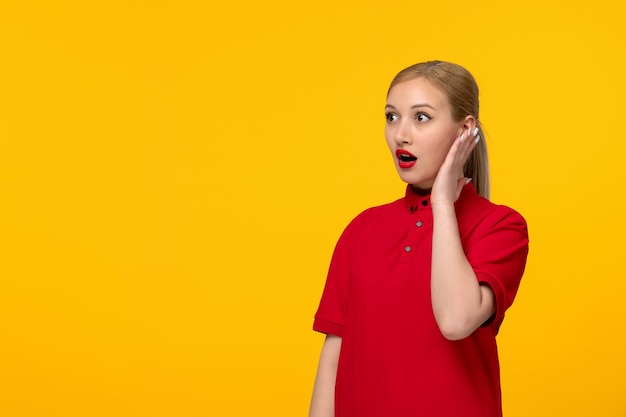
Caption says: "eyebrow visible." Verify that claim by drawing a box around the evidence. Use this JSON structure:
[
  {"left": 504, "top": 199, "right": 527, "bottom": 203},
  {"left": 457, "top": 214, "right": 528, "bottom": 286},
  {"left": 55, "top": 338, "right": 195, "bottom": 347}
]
[{"left": 385, "top": 103, "right": 436, "bottom": 110}]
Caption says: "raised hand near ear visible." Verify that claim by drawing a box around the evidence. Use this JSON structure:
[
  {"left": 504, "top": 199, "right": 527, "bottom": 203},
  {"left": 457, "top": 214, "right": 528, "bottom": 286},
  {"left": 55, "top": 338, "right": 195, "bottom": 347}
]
[{"left": 431, "top": 127, "right": 480, "bottom": 207}]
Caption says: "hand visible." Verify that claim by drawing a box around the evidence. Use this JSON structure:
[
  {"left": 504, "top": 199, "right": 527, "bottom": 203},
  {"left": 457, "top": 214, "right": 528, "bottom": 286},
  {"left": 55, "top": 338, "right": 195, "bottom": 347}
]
[{"left": 431, "top": 127, "right": 480, "bottom": 207}]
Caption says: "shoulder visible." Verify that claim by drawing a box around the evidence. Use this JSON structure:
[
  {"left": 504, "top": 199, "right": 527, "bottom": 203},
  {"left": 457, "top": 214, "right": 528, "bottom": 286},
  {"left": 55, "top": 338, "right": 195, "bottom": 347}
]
[
  {"left": 347, "top": 197, "right": 404, "bottom": 228},
  {"left": 336, "top": 197, "right": 405, "bottom": 243},
  {"left": 458, "top": 194, "right": 528, "bottom": 238}
]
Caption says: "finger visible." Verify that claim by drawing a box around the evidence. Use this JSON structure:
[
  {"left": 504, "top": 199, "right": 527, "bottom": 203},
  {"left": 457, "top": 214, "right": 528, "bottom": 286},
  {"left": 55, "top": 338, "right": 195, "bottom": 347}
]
[
  {"left": 457, "top": 177, "right": 468, "bottom": 193},
  {"left": 459, "top": 133, "right": 480, "bottom": 160},
  {"left": 443, "top": 134, "right": 465, "bottom": 168},
  {"left": 448, "top": 129, "right": 478, "bottom": 166},
  {"left": 447, "top": 135, "right": 478, "bottom": 176},
  {"left": 445, "top": 135, "right": 469, "bottom": 171},
  {"left": 454, "top": 134, "right": 473, "bottom": 162}
]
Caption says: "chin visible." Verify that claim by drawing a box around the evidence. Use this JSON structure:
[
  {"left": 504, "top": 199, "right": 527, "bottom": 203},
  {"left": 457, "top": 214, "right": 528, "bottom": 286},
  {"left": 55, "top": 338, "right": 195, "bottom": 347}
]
[
  {"left": 396, "top": 170, "right": 420, "bottom": 184},
  {"left": 396, "top": 170, "right": 433, "bottom": 190}
]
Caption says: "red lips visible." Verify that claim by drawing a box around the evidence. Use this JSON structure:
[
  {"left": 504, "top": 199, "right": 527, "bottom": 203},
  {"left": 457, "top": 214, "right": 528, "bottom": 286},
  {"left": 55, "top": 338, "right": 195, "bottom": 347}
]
[{"left": 395, "top": 149, "right": 417, "bottom": 169}]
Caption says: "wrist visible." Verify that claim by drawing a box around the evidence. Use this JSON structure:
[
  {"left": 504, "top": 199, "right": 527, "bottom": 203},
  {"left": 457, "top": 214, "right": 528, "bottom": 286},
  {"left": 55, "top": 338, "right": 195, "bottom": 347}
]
[{"left": 431, "top": 200, "right": 457, "bottom": 218}]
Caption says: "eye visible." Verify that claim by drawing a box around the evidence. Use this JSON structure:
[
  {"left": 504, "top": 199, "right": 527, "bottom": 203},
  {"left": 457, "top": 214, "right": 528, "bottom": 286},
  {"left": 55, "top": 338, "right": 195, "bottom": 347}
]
[
  {"left": 416, "top": 112, "right": 431, "bottom": 122},
  {"left": 385, "top": 112, "right": 398, "bottom": 123}
]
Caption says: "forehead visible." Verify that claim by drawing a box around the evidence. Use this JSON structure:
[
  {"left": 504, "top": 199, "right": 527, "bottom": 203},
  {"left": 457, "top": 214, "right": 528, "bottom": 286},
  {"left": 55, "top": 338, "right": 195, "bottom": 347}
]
[{"left": 386, "top": 77, "right": 450, "bottom": 109}]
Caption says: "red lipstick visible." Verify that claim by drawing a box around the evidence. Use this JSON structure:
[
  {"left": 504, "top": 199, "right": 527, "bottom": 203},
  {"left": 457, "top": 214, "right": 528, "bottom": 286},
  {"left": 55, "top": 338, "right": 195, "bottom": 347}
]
[{"left": 396, "top": 149, "right": 417, "bottom": 169}]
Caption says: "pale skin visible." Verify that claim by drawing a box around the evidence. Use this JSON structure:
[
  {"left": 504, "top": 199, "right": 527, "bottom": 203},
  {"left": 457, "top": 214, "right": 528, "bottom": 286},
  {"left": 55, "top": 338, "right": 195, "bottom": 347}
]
[
  {"left": 429, "top": 121, "right": 496, "bottom": 341},
  {"left": 309, "top": 77, "right": 495, "bottom": 416},
  {"left": 309, "top": 335, "right": 341, "bottom": 417}
]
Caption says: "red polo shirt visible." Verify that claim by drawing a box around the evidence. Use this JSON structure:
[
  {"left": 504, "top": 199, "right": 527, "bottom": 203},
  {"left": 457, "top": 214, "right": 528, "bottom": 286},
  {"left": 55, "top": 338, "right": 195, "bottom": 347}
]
[{"left": 314, "top": 183, "right": 529, "bottom": 417}]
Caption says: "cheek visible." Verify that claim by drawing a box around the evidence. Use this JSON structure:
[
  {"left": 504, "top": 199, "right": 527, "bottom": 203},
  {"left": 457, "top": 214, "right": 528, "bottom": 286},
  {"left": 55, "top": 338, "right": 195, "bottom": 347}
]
[
  {"left": 429, "top": 137, "right": 455, "bottom": 166},
  {"left": 439, "top": 129, "right": 458, "bottom": 153}
]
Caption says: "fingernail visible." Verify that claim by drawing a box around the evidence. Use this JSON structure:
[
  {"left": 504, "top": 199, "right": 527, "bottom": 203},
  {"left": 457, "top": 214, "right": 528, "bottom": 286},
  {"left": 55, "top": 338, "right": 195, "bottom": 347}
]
[
  {"left": 465, "top": 177, "right": 473, "bottom": 184},
  {"left": 473, "top": 127, "right": 479, "bottom": 136},
  {"left": 460, "top": 133, "right": 465, "bottom": 142},
  {"left": 467, "top": 127, "right": 471, "bottom": 137},
  {"left": 474, "top": 135, "right": 481, "bottom": 144}
]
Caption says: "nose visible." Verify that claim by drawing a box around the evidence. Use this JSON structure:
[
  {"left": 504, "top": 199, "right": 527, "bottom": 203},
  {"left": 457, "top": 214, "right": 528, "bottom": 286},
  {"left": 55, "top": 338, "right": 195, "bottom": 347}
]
[{"left": 394, "top": 120, "right": 412, "bottom": 145}]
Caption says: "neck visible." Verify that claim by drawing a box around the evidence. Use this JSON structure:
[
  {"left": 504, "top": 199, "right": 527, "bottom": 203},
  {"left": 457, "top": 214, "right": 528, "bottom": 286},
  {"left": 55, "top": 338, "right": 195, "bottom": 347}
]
[{"left": 410, "top": 184, "right": 432, "bottom": 196}]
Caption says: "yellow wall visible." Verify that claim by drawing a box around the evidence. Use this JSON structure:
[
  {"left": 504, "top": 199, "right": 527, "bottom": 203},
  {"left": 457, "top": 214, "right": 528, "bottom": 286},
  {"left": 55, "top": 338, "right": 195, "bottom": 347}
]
[{"left": 1, "top": 1, "right": 624, "bottom": 415}]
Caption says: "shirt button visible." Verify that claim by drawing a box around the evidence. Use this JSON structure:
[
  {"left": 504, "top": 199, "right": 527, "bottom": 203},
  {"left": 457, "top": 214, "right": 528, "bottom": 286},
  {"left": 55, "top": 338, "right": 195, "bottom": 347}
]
[
  {"left": 404, "top": 246, "right": 412, "bottom": 252},
  {"left": 421, "top": 200, "right": 429, "bottom": 206},
  {"left": 416, "top": 221, "right": 423, "bottom": 227}
]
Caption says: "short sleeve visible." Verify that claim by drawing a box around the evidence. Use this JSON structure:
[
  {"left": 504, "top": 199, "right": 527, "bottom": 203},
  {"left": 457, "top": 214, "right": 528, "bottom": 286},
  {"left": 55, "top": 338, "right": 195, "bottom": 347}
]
[
  {"left": 467, "top": 209, "right": 529, "bottom": 333},
  {"left": 313, "top": 221, "right": 355, "bottom": 337}
]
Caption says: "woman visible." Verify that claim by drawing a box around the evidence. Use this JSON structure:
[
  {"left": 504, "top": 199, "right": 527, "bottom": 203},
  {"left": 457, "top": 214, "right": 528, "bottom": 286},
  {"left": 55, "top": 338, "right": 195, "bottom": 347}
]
[{"left": 309, "top": 61, "right": 529, "bottom": 417}]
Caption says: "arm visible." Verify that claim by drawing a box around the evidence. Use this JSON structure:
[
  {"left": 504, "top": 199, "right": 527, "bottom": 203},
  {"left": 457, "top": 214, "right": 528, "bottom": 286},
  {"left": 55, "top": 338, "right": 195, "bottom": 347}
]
[
  {"left": 430, "top": 127, "right": 494, "bottom": 340},
  {"left": 431, "top": 202, "right": 495, "bottom": 340},
  {"left": 309, "top": 335, "right": 341, "bottom": 417}
]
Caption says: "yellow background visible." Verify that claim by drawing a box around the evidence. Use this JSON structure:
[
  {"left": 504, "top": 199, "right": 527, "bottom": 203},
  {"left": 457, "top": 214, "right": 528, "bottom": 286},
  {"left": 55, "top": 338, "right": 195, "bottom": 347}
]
[{"left": 1, "top": 1, "right": 624, "bottom": 415}]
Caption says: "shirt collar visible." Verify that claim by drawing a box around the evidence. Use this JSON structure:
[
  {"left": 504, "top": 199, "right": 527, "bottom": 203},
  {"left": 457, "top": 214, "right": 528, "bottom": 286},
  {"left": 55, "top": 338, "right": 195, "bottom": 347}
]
[{"left": 404, "top": 182, "right": 477, "bottom": 213}]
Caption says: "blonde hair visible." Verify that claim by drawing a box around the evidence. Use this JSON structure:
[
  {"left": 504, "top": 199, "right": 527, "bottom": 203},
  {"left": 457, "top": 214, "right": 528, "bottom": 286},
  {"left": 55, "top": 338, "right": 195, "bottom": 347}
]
[{"left": 388, "top": 61, "right": 490, "bottom": 199}]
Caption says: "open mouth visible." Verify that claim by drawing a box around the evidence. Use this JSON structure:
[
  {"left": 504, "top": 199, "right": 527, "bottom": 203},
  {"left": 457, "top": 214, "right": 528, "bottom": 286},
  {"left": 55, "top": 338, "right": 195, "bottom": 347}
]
[
  {"left": 396, "top": 149, "right": 417, "bottom": 168},
  {"left": 396, "top": 149, "right": 417, "bottom": 161}
]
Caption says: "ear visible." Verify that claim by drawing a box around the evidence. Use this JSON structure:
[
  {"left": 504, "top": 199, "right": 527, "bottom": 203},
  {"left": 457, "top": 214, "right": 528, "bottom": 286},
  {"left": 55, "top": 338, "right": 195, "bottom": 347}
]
[{"left": 457, "top": 115, "right": 477, "bottom": 138}]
